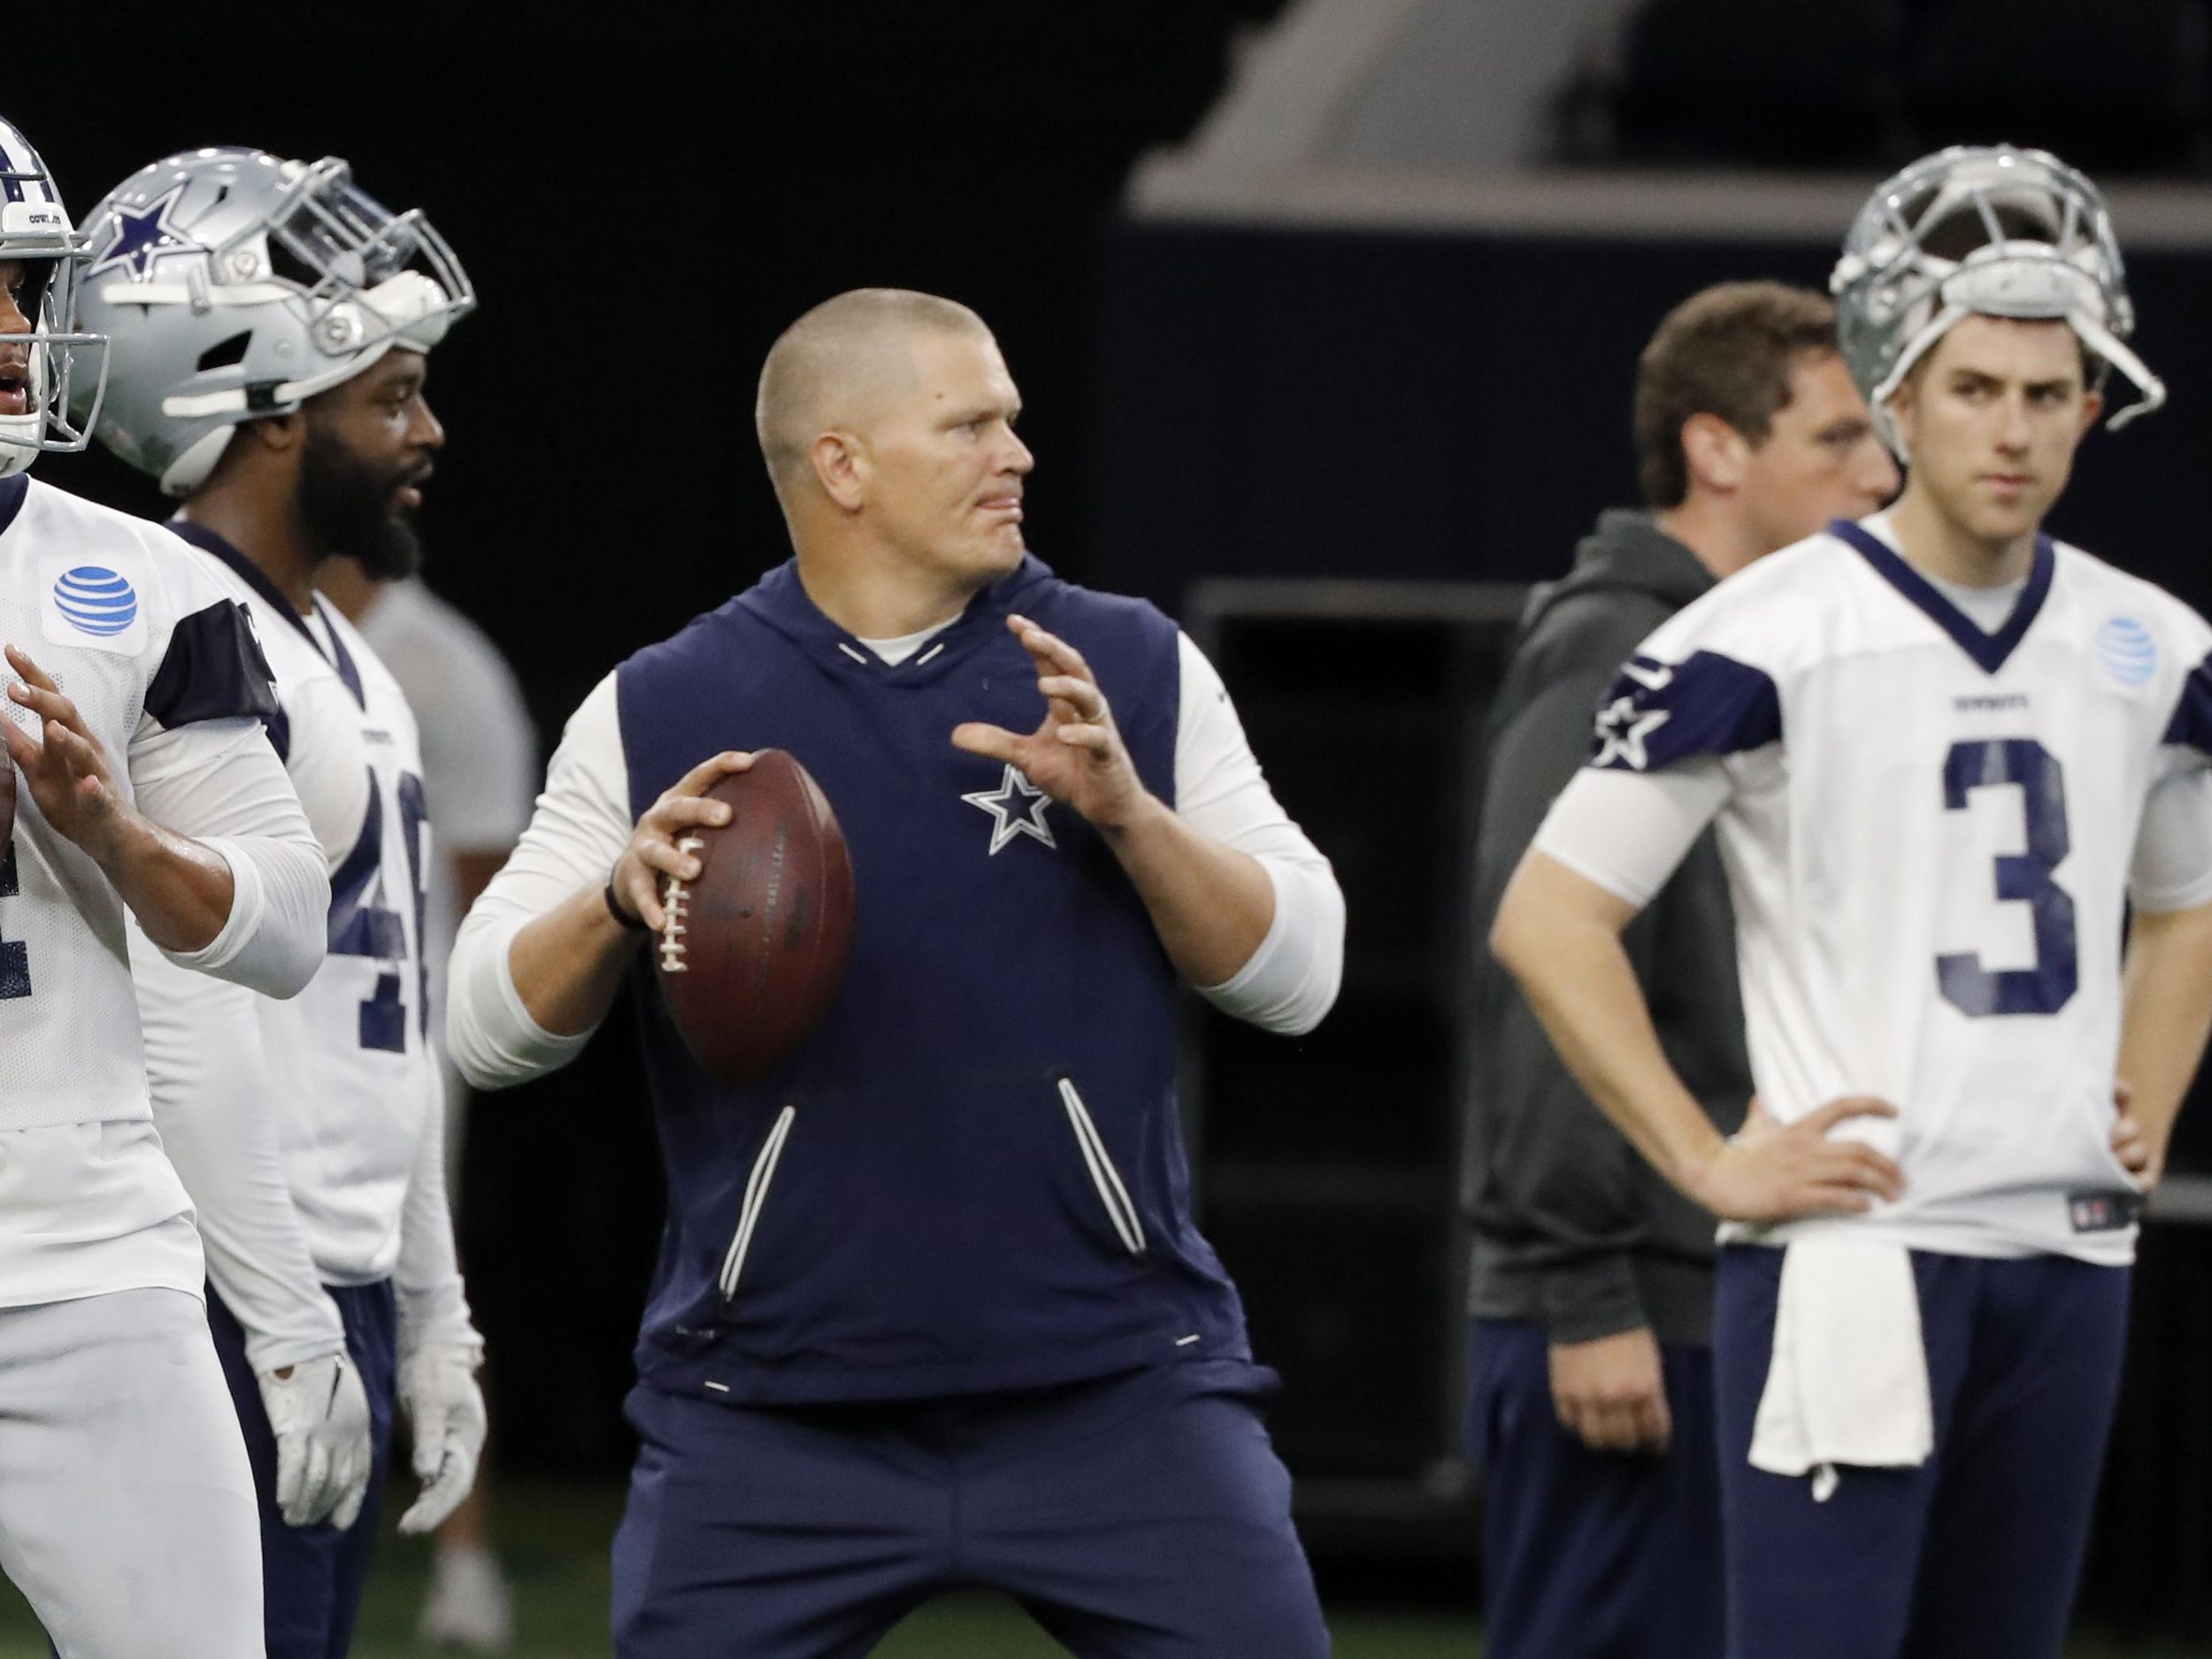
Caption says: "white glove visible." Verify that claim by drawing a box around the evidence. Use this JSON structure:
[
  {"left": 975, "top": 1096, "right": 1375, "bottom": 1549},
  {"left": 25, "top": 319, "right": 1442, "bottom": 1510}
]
[
  {"left": 397, "top": 1344, "right": 487, "bottom": 1535},
  {"left": 257, "top": 1354, "right": 373, "bottom": 1530}
]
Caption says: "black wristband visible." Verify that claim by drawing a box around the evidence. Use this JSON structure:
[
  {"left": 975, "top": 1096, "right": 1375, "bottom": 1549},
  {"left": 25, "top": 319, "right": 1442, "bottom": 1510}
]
[{"left": 604, "top": 876, "right": 649, "bottom": 933}]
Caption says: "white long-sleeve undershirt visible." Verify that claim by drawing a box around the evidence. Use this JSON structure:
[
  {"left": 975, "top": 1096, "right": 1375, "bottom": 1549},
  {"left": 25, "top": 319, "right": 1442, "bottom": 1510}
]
[{"left": 448, "top": 630, "right": 1344, "bottom": 1089}]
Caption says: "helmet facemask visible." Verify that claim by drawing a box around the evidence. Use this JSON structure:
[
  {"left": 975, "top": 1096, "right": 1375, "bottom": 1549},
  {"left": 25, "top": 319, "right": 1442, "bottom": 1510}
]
[
  {"left": 1831, "top": 146, "right": 2162, "bottom": 458},
  {"left": 0, "top": 187, "right": 109, "bottom": 479}
]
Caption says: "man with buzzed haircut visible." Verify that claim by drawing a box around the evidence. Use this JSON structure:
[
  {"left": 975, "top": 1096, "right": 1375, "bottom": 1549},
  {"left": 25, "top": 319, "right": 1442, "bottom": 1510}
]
[{"left": 449, "top": 288, "right": 1347, "bottom": 1655}]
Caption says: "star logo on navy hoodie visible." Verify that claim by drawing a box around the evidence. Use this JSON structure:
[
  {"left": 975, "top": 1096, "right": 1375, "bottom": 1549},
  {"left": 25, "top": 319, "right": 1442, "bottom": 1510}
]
[{"left": 962, "top": 764, "right": 1057, "bottom": 855}]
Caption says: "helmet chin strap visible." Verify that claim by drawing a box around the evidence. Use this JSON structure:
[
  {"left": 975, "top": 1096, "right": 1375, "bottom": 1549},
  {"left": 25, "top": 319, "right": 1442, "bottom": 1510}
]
[
  {"left": 0, "top": 416, "right": 42, "bottom": 479},
  {"left": 1868, "top": 304, "right": 2167, "bottom": 457}
]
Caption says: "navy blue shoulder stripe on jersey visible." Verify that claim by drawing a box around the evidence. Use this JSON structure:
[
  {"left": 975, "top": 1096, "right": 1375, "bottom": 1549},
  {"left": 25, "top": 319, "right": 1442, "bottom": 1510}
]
[
  {"left": 159, "top": 520, "right": 296, "bottom": 749},
  {"left": 144, "top": 600, "right": 280, "bottom": 729},
  {"left": 2164, "top": 650, "right": 2212, "bottom": 756},
  {"left": 1588, "top": 649, "right": 1781, "bottom": 772},
  {"left": 0, "top": 475, "right": 26, "bottom": 537},
  {"left": 1830, "top": 518, "right": 2053, "bottom": 675}
]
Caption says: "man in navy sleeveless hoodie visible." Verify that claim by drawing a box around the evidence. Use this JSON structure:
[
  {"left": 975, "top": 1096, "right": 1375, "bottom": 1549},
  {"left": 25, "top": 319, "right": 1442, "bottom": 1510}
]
[{"left": 448, "top": 288, "right": 1345, "bottom": 1655}]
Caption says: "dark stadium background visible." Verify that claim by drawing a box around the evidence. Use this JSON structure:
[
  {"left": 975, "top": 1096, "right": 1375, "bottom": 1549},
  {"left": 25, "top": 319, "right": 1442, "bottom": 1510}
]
[{"left": 13, "top": 4, "right": 2212, "bottom": 1652}]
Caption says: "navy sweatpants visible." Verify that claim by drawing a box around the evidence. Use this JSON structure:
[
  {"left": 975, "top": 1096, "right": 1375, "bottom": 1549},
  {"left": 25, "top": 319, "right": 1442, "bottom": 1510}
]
[
  {"left": 1468, "top": 1318, "right": 1724, "bottom": 1659},
  {"left": 611, "top": 1360, "right": 1330, "bottom": 1658},
  {"left": 1714, "top": 1243, "right": 2129, "bottom": 1659},
  {"left": 206, "top": 1280, "right": 399, "bottom": 1659}
]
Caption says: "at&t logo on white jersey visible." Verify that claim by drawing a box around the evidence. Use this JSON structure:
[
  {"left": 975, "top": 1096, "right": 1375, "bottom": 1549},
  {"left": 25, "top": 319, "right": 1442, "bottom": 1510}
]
[{"left": 38, "top": 554, "right": 149, "bottom": 656}]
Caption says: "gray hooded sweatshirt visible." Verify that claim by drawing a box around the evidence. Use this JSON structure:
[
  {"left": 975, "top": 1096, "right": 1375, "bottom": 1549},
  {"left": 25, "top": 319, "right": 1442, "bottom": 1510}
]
[{"left": 1463, "top": 509, "right": 1752, "bottom": 1348}]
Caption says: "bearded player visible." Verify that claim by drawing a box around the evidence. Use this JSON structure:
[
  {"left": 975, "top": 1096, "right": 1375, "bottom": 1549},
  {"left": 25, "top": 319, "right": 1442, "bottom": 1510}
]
[
  {"left": 1494, "top": 145, "right": 2212, "bottom": 1658},
  {"left": 75, "top": 146, "right": 486, "bottom": 1659},
  {"left": 0, "top": 115, "right": 331, "bottom": 1656}
]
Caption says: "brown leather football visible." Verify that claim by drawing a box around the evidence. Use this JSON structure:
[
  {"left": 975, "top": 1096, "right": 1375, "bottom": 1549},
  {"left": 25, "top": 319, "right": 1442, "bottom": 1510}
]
[{"left": 654, "top": 749, "right": 856, "bottom": 1086}]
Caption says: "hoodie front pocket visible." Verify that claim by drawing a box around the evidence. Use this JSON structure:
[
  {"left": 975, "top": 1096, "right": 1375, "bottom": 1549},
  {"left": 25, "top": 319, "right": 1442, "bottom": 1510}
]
[
  {"left": 1060, "top": 1077, "right": 1148, "bottom": 1256},
  {"left": 720, "top": 1105, "right": 796, "bottom": 1299}
]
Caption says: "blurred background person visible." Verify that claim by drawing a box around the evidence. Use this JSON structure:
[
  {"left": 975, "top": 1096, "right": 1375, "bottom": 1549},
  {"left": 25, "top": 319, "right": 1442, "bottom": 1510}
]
[
  {"left": 1463, "top": 280, "right": 1895, "bottom": 1659},
  {"left": 322, "top": 555, "right": 537, "bottom": 1651}
]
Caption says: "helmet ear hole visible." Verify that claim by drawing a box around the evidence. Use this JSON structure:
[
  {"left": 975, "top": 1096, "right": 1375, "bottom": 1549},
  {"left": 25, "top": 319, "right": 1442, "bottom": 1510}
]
[{"left": 196, "top": 331, "right": 251, "bottom": 373}]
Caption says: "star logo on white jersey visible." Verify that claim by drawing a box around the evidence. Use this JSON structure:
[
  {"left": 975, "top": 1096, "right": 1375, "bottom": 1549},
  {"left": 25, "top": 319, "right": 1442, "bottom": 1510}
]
[
  {"left": 1594, "top": 695, "right": 1671, "bottom": 771},
  {"left": 962, "top": 764, "right": 1057, "bottom": 855}
]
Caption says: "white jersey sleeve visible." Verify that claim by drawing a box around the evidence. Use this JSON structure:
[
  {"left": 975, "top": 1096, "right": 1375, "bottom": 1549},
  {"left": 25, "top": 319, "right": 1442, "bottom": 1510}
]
[
  {"left": 1172, "top": 632, "right": 1343, "bottom": 1035},
  {"left": 446, "top": 672, "right": 629, "bottom": 1089},
  {"left": 1533, "top": 761, "right": 1733, "bottom": 909}
]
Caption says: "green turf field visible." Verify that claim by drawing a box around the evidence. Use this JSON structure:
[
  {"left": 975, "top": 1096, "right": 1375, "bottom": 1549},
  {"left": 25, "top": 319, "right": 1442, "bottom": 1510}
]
[{"left": 0, "top": 1479, "right": 2197, "bottom": 1656}]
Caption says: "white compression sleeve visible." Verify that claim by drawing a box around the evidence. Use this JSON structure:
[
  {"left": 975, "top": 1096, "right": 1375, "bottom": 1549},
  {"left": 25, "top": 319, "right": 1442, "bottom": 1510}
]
[
  {"left": 393, "top": 1071, "right": 481, "bottom": 1358},
  {"left": 446, "top": 673, "right": 630, "bottom": 1089},
  {"left": 1532, "top": 761, "right": 1733, "bottom": 909},
  {"left": 1173, "top": 632, "right": 1345, "bottom": 1035},
  {"left": 2131, "top": 763, "right": 2212, "bottom": 914},
  {"left": 134, "top": 938, "right": 346, "bottom": 1375},
  {"left": 127, "top": 716, "right": 328, "bottom": 997}
]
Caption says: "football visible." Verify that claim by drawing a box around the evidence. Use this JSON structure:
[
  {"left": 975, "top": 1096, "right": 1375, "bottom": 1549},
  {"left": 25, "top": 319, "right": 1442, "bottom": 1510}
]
[{"left": 654, "top": 749, "right": 857, "bottom": 1087}]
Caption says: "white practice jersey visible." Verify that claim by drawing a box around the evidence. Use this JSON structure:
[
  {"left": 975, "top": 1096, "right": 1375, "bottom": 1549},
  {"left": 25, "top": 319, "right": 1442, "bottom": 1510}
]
[
  {"left": 1534, "top": 516, "right": 2212, "bottom": 1265},
  {"left": 0, "top": 476, "right": 327, "bottom": 1311},
  {"left": 0, "top": 480, "right": 294, "bottom": 1127},
  {"left": 135, "top": 529, "right": 452, "bottom": 1307}
]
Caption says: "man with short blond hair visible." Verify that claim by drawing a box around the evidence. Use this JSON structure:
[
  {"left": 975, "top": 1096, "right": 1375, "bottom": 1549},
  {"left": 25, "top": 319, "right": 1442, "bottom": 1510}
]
[
  {"left": 450, "top": 288, "right": 1346, "bottom": 1655},
  {"left": 1465, "top": 279, "right": 1894, "bottom": 1659}
]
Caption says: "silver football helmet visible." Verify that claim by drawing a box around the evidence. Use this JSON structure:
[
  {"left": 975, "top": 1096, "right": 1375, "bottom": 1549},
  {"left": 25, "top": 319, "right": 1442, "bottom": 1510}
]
[
  {"left": 0, "top": 114, "right": 107, "bottom": 479},
  {"left": 1832, "top": 144, "right": 2162, "bottom": 455},
  {"left": 73, "top": 147, "right": 472, "bottom": 495}
]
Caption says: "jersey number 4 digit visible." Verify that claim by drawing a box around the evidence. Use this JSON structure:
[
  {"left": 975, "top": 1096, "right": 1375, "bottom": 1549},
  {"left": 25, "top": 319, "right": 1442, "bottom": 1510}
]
[
  {"left": 327, "top": 770, "right": 429, "bottom": 1051},
  {"left": 0, "top": 845, "right": 27, "bottom": 999},
  {"left": 1937, "top": 738, "right": 2078, "bottom": 1018}
]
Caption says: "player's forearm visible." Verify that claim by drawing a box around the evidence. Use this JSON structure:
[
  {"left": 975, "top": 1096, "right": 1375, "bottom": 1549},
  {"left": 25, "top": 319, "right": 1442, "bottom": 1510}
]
[
  {"left": 2116, "top": 898, "right": 2212, "bottom": 1156},
  {"left": 447, "top": 893, "right": 618, "bottom": 1089},
  {"left": 96, "top": 810, "right": 236, "bottom": 952},
  {"left": 1099, "top": 794, "right": 1277, "bottom": 990},
  {"left": 1491, "top": 852, "right": 1722, "bottom": 1194},
  {"left": 506, "top": 882, "right": 640, "bottom": 1037}
]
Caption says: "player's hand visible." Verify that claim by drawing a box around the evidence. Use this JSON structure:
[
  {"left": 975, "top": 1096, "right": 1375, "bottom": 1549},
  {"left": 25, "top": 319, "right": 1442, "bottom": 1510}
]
[
  {"left": 396, "top": 1344, "right": 488, "bottom": 1535},
  {"left": 2110, "top": 1079, "right": 2164, "bottom": 1189},
  {"left": 951, "top": 616, "right": 1151, "bottom": 833},
  {"left": 259, "top": 1354, "right": 374, "bottom": 1530},
  {"left": 0, "top": 644, "right": 134, "bottom": 867},
  {"left": 1549, "top": 1326, "right": 1671, "bottom": 1455},
  {"left": 609, "top": 751, "right": 753, "bottom": 934},
  {"left": 1681, "top": 1095, "right": 1905, "bottom": 1222}
]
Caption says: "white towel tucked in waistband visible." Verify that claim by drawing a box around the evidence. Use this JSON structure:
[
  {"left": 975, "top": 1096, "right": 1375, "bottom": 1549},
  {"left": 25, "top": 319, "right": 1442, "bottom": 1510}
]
[{"left": 1747, "top": 1237, "right": 1933, "bottom": 1502}]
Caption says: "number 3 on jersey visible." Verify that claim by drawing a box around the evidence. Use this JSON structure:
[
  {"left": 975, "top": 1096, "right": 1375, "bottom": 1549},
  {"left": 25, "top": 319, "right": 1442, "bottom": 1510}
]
[
  {"left": 327, "top": 769, "right": 428, "bottom": 1051},
  {"left": 1938, "top": 738, "right": 2078, "bottom": 1018}
]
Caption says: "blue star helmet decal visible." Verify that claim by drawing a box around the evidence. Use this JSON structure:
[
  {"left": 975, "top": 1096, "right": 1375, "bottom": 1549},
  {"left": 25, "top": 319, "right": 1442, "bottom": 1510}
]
[
  {"left": 87, "top": 187, "right": 201, "bottom": 282},
  {"left": 1589, "top": 651, "right": 1783, "bottom": 772},
  {"left": 962, "top": 764, "right": 1058, "bottom": 855}
]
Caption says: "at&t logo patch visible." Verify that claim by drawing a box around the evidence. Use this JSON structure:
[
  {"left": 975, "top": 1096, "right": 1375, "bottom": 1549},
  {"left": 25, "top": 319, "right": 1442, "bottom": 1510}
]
[
  {"left": 38, "top": 554, "right": 148, "bottom": 655},
  {"left": 2093, "top": 617, "right": 2157, "bottom": 687}
]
